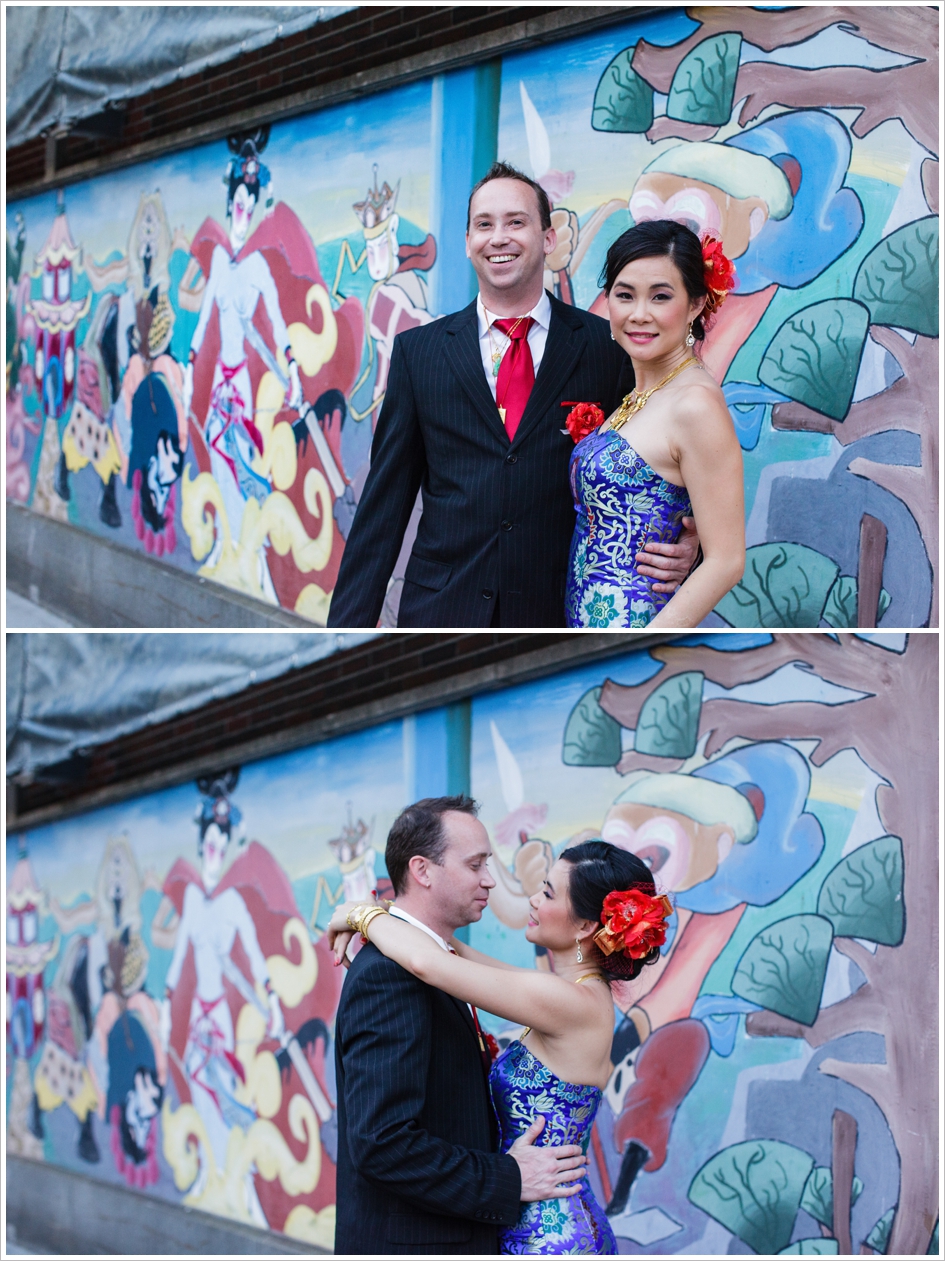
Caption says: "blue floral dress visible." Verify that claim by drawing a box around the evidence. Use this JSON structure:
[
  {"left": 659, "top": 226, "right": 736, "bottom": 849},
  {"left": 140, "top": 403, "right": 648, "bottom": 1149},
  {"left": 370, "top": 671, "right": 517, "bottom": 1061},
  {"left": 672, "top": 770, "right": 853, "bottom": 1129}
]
[
  {"left": 490, "top": 1040, "right": 616, "bottom": 1254},
  {"left": 565, "top": 427, "right": 691, "bottom": 628}
]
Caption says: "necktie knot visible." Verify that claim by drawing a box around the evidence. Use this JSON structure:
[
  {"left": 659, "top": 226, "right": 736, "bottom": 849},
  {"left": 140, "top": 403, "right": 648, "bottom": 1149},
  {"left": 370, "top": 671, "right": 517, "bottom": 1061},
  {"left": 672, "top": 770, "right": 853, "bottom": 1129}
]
[{"left": 493, "top": 316, "right": 534, "bottom": 341}]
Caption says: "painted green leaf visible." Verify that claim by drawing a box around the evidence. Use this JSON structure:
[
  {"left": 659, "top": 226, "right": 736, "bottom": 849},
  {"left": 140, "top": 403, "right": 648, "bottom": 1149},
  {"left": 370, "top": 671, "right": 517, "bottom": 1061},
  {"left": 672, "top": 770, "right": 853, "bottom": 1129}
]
[
  {"left": 716, "top": 543, "right": 840, "bottom": 628},
  {"left": 817, "top": 835, "right": 904, "bottom": 945},
  {"left": 634, "top": 671, "right": 703, "bottom": 758},
  {"left": 853, "top": 217, "right": 939, "bottom": 337},
  {"left": 779, "top": 1241, "right": 839, "bottom": 1255},
  {"left": 758, "top": 299, "right": 870, "bottom": 421},
  {"left": 800, "top": 1166, "right": 863, "bottom": 1229},
  {"left": 731, "top": 914, "right": 833, "bottom": 1026},
  {"left": 822, "top": 576, "right": 891, "bottom": 629},
  {"left": 689, "top": 1139, "right": 815, "bottom": 1254},
  {"left": 865, "top": 1208, "right": 894, "bottom": 1254},
  {"left": 562, "top": 686, "right": 622, "bottom": 766},
  {"left": 667, "top": 33, "right": 742, "bottom": 126},
  {"left": 592, "top": 46, "right": 654, "bottom": 133}
]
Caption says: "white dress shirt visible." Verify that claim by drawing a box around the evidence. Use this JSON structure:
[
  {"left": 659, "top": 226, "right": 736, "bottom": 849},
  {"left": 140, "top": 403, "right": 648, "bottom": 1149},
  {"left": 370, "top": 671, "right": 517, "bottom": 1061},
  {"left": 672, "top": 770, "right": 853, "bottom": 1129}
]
[
  {"left": 388, "top": 904, "right": 451, "bottom": 951},
  {"left": 476, "top": 289, "right": 552, "bottom": 401},
  {"left": 388, "top": 905, "right": 473, "bottom": 1015}
]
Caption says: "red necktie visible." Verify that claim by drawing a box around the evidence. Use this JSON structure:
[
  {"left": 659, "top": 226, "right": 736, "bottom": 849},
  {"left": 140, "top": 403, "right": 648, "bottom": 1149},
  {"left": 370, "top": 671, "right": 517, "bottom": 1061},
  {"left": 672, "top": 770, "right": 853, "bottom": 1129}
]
[{"left": 493, "top": 316, "right": 535, "bottom": 441}]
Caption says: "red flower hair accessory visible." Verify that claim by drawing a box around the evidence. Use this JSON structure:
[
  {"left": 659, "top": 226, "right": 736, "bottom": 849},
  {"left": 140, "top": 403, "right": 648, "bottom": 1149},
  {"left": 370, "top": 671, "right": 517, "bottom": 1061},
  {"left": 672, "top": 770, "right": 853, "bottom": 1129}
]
[
  {"left": 593, "top": 888, "right": 673, "bottom": 960},
  {"left": 701, "top": 235, "right": 736, "bottom": 318},
  {"left": 565, "top": 402, "right": 606, "bottom": 444}
]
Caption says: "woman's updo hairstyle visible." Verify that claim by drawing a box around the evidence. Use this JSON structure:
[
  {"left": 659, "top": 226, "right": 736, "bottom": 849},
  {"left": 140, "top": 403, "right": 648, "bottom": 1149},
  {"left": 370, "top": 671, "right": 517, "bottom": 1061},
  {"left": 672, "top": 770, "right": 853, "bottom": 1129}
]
[
  {"left": 561, "top": 839, "right": 662, "bottom": 981},
  {"left": 600, "top": 219, "right": 709, "bottom": 341}
]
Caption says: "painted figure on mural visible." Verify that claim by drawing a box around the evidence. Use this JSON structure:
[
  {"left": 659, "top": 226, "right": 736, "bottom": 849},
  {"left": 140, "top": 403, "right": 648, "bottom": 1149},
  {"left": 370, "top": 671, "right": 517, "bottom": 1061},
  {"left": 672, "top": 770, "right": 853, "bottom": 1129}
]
[
  {"left": 27, "top": 192, "right": 90, "bottom": 521},
  {"left": 6, "top": 845, "right": 58, "bottom": 1159},
  {"left": 181, "top": 132, "right": 301, "bottom": 562},
  {"left": 594, "top": 743, "right": 824, "bottom": 1212},
  {"left": 6, "top": 212, "right": 41, "bottom": 504},
  {"left": 154, "top": 771, "right": 284, "bottom": 1208},
  {"left": 341, "top": 168, "right": 436, "bottom": 432},
  {"left": 69, "top": 189, "right": 187, "bottom": 534},
  {"left": 153, "top": 769, "right": 344, "bottom": 1236},
  {"left": 33, "top": 835, "right": 157, "bottom": 1166}
]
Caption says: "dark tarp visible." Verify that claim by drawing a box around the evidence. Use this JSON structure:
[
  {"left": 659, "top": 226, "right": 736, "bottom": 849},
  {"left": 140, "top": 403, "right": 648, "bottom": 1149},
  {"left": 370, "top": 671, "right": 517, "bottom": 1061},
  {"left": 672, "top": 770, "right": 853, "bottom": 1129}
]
[
  {"left": 6, "top": 5, "right": 355, "bottom": 150},
  {"left": 6, "top": 632, "right": 375, "bottom": 779}
]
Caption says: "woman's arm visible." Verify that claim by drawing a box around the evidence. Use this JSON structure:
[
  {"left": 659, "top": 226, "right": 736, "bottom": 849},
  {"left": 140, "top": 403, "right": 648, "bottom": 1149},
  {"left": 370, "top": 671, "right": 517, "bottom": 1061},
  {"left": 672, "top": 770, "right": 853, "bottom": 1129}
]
[
  {"left": 648, "top": 388, "right": 745, "bottom": 628},
  {"left": 449, "top": 937, "right": 521, "bottom": 971},
  {"left": 329, "top": 905, "right": 596, "bottom": 1035}
]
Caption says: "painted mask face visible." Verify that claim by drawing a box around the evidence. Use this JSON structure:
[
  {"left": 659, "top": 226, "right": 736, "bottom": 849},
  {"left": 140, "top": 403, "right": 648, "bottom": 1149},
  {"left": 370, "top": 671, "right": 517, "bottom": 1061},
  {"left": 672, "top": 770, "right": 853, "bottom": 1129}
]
[
  {"left": 630, "top": 173, "right": 768, "bottom": 261},
  {"left": 230, "top": 183, "right": 257, "bottom": 249},
  {"left": 202, "top": 822, "right": 229, "bottom": 888},
  {"left": 366, "top": 224, "right": 396, "bottom": 281},
  {"left": 601, "top": 802, "right": 735, "bottom": 893}
]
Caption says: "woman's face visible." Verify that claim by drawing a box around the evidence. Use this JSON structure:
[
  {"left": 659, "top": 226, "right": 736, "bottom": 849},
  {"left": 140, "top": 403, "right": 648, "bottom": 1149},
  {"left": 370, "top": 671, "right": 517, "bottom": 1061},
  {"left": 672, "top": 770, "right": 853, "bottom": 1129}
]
[
  {"left": 526, "top": 859, "right": 590, "bottom": 951},
  {"left": 607, "top": 254, "right": 705, "bottom": 362},
  {"left": 601, "top": 802, "right": 734, "bottom": 893}
]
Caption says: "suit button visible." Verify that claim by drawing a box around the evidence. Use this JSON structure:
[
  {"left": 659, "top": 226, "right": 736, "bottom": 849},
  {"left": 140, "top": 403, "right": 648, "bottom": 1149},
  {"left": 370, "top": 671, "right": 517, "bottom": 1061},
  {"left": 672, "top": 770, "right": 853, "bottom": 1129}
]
[
  {"left": 482, "top": 589, "right": 494, "bottom": 600},
  {"left": 506, "top": 454, "right": 517, "bottom": 464},
  {"left": 501, "top": 520, "right": 512, "bottom": 531}
]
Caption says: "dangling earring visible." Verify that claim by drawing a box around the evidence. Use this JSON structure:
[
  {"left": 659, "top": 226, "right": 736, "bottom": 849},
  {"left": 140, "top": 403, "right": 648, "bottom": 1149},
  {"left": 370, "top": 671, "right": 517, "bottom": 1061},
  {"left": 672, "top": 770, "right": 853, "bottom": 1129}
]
[
  {"left": 686, "top": 322, "right": 695, "bottom": 348},
  {"left": 575, "top": 938, "right": 584, "bottom": 964}
]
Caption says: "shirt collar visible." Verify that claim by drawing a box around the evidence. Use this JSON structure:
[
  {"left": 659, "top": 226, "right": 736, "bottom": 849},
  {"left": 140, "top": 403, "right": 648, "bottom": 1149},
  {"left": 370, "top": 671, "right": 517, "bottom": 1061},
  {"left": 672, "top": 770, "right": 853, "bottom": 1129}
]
[
  {"left": 477, "top": 287, "right": 552, "bottom": 336},
  {"left": 388, "top": 905, "right": 451, "bottom": 952}
]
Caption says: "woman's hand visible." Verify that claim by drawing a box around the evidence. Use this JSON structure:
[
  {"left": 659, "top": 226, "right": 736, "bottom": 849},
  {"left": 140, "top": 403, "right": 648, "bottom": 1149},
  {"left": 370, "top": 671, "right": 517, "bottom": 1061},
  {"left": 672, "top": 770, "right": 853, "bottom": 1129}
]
[{"left": 327, "top": 898, "right": 378, "bottom": 968}]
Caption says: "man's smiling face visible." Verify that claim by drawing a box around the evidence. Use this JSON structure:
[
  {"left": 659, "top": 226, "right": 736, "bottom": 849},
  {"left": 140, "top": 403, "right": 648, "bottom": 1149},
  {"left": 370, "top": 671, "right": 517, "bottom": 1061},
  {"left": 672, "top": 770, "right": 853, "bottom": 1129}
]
[{"left": 466, "top": 178, "right": 556, "bottom": 306}]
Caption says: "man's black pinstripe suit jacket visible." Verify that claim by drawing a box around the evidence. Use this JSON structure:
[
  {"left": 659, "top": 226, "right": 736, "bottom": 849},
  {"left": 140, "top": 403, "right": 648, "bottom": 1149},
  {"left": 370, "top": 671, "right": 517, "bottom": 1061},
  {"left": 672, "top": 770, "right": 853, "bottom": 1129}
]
[
  {"left": 327, "top": 294, "right": 633, "bottom": 628},
  {"left": 334, "top": 942, "right": 521, "bottom": 1254}
]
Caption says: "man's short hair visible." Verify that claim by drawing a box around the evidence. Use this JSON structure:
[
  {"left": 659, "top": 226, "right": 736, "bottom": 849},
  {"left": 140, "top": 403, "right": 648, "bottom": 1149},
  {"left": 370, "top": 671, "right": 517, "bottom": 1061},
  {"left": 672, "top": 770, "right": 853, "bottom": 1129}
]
[
  {"left": 385, "top": 795, "right": 479, "bottom": 896},
  {"left": 467, "top": 161, "right": 552, "bottom": 233}
]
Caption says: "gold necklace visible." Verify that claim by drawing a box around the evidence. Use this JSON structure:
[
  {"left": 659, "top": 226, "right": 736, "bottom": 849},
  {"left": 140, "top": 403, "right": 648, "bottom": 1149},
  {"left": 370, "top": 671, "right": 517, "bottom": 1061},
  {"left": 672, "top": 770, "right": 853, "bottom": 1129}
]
[
  {"left": 611, "top": 356, "right": 700, "bottom": 433},
  {"left": 485, "top": 310, "right": 527, "bottom": 377}
]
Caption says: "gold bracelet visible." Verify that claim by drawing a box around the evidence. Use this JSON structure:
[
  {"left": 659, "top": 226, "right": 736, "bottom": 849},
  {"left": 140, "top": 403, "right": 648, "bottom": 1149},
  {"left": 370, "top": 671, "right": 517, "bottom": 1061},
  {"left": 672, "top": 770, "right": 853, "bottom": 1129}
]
[
  {"left": 346, "top": 904, "right": 389, "bottom": 940},
  {"left": 357, "top": 905, "right": 389, "bottom": 941},
  {"left": 345, "top": 904, "right": 374, "bottom": 934}
]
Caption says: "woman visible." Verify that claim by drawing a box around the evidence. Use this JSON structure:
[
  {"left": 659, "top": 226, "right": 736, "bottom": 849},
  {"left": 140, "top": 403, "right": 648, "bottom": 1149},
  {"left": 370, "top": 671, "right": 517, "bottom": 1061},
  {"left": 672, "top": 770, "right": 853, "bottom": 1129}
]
[
  {"left": 328, "top": 840, "right": 671, "bottom": 1255},
  {"left": 565, "top": 221, "right": 745, "bottom": 628}
]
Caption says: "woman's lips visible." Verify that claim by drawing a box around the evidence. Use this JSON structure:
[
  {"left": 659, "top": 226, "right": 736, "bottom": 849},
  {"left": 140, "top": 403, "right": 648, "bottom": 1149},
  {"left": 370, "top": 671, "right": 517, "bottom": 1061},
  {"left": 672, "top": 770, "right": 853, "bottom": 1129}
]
[{"left": 627, "top": 331, "right": 658, "bottom": 342}]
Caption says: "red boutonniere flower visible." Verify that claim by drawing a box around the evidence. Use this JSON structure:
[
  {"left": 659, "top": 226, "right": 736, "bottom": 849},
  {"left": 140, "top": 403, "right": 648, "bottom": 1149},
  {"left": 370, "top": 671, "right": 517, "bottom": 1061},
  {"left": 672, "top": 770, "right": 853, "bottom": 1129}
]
[
  {"left": 483, "top": 1032, "right": 501, "bottom": 1062},
  {"left": 701, "top": 235, "right": 736, "bottom": 317},
  {"left": 565, "top": 402, "right": 606, "bottom": 444},
  {"left": 594, "top": 888, "right": 673, "bottom": 960}
]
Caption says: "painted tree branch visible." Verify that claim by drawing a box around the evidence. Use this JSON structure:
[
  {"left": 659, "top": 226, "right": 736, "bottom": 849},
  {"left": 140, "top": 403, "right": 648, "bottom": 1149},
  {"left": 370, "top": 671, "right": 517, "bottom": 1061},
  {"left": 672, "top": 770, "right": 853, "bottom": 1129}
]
[
  {"left": 745, "top": 982, "right": 886, "bottom": 1046},
  {"left": 832, "top": 935, "right": 877, "bottom": 984},
  {"left": 736, "top": 60, "right": 938, "bottom": 153}
]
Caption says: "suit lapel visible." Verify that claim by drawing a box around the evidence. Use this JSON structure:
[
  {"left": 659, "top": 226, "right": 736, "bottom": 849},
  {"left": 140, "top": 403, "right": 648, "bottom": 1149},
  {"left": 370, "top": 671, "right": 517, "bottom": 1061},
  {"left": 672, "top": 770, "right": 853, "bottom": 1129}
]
[
  {"left": 510, "top": 296, "right": 587, "bottom": 450},
  {"left": 443, "top": 301, "right": 509, "bottom": 445}
]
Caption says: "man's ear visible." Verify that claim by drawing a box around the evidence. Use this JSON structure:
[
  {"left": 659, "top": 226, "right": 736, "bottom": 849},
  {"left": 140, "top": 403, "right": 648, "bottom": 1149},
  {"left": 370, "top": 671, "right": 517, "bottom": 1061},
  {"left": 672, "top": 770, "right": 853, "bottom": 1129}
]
[{"left": 407, "top": 853, "right": 434, "bottom": 889}]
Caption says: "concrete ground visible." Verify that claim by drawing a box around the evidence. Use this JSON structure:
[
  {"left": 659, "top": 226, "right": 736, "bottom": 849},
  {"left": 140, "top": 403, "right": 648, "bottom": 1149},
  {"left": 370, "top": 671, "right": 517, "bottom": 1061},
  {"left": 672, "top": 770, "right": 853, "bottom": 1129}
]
[{"left": 6, "top": 589, "right": 75, "bottom": 628}]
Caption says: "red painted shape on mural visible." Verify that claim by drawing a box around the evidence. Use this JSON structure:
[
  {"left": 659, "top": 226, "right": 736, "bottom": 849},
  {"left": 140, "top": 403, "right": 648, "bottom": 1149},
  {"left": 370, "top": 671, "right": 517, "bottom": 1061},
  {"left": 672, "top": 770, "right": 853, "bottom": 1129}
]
[{"left": 613, "top": 1018, "right": 710, "bottom": 1171}]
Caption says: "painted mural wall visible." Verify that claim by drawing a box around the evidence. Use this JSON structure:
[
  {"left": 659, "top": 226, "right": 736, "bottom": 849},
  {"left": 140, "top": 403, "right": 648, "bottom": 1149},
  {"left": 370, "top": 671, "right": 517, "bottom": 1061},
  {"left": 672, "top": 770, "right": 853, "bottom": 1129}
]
[
  {"left": 6, "top": 7, "right": 939, "bottom": 626},
  {"left": 6, "top": 633, "right": 938, "bottom": 1254}
]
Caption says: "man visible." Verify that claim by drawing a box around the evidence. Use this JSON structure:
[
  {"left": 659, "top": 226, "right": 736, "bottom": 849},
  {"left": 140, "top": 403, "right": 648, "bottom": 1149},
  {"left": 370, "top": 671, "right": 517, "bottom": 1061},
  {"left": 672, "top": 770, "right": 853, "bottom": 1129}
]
[
  {"left": 328, "top": 160, "right": 696, "bottom": 628},
  {"left": 333, "top": 795, "right": 589, "bottom": 1254}
]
